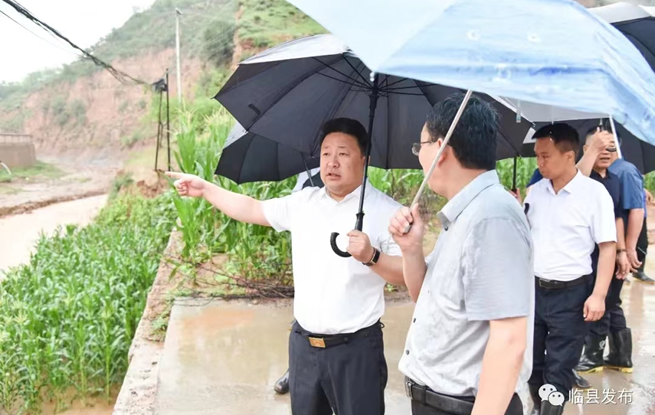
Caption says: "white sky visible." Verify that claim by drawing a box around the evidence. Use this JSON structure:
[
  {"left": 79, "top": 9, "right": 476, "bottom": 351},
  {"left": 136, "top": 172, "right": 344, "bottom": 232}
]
[{"left": 0, "top": 0, "right": 157, "bottom": 83}]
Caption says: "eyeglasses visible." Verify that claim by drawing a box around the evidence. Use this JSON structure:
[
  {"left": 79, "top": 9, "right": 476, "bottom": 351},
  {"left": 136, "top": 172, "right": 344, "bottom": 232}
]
[{"left": 412, "top": 141, "right": 432, "bottom": 156}]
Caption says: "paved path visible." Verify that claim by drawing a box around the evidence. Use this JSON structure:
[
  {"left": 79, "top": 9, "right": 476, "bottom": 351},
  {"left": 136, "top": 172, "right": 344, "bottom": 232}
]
[{"left": 155, "top": 264, "right": 655, "bottom": 415}]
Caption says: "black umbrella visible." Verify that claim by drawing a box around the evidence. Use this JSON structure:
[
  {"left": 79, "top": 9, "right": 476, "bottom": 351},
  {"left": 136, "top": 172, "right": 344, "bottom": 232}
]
[
  {"left": 591, "top": 3, "right": 655, "bottom": 69},
  {"left": 215, "top": 122, "right": 319, "bottom": 184},
  {"left": 214, "top": 34, "right": 533, "bottom": 257}
]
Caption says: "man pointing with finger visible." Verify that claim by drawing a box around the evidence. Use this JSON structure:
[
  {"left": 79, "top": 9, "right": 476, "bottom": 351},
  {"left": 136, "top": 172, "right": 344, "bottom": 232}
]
[{"left": 167, "top": 117, "right": 404, "bottom": 415}]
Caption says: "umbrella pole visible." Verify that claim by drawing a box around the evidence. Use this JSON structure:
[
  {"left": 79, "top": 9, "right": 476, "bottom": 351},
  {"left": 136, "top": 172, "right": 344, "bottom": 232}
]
[
  {"left": 355, "top": 74, "right": 380, "bottom": 231},
  {"left": 608, "top": 116, "right": 623, "bottom": 159},
  {"left": 403, "top": 90, "right": 473, "bottom": 234},
  {"left": 330, "top": 74, "right": 380, "bottom": 258},
  {"left": 512, "top": 156, "right": 518, "bottom": 191},
  {"left": 301, "top": 156, "right": 315, "bottom": 187}
]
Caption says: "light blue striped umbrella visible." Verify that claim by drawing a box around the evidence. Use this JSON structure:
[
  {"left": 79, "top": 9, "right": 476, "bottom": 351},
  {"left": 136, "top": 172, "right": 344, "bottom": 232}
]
[{"left": 288, "top": 0, "right": 655, "bottom": 145}]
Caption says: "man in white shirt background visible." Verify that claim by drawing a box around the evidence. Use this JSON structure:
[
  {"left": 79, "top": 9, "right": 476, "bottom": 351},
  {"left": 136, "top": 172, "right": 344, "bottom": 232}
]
[
  {"left": 167, "top": 118, "right": 404, "bottom": 415},
  {"left": 516, "top": 123, "right": 616, "bottom": 415}
]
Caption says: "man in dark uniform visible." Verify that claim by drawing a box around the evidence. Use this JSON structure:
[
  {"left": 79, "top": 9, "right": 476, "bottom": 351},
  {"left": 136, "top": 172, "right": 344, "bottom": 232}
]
[{"left": 573, "top": 128, "right": 631, "bottom": 388}]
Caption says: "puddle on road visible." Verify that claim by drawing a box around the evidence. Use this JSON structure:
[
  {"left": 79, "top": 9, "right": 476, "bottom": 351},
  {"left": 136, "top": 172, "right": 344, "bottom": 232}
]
[{"left": 0, "top": 194, "right": 108, "bottom": 274}]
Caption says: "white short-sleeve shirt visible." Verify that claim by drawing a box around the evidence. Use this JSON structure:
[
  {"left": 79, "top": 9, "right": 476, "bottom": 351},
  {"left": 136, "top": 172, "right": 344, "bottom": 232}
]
[
  {"left": 524, "top": 170, "right": 616, "bottom": 281},
  {"left": 262, "top": 181, "right": 402, "bottom": 334}
]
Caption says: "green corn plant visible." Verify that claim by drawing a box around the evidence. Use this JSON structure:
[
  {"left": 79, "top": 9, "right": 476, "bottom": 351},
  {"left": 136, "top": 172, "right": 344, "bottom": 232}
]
[{"left": 0, "top": 193, "right": 175, "bottom": 413}]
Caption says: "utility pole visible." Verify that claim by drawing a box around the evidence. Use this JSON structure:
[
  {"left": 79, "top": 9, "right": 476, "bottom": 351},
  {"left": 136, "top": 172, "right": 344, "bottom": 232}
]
[{"left": 175, "top": 8, "right": 183, "bottom": 104}]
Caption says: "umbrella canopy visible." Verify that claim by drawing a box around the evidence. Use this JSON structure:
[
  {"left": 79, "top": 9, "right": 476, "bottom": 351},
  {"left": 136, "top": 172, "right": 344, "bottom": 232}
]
[
  {"left": 214, "top": 33, "right": 534, "bottom": 257},
  {"left": 515, "top": 3, "right": 655, "bottom": 174},
  {"left": 215, "top": 121, "right": 319, "bottom": 184},
  {"left": 214, "top": 34, "right": 533, "bottom": 168},
  {"left": 287, "top": 0, "right": 655, "bottom": 145},
  {"left": 590, "top": 2, "right": 655, "bottom": 70}
]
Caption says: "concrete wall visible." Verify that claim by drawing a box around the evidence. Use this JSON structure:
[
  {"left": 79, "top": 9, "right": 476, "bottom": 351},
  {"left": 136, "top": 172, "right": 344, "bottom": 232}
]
[{"left": 0, "top": 142, "right": 36, "bottom": 169}]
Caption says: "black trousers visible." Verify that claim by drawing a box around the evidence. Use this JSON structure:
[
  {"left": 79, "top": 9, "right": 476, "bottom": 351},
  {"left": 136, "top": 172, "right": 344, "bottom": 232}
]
[
  {"left": 410, "top": 393, "right": 523, "bottom": 415},
  {"left": 529, "top": 278, "right": 590, "bottom": 397},
  {"left": 289, "top": 321, "right": 387, "bottom": 415},
  {"left": 588, "top": 277, "right": 627, "bottom": 337},
  {"left": 637, "top": 216, "right": 648, "bottom": 271}
]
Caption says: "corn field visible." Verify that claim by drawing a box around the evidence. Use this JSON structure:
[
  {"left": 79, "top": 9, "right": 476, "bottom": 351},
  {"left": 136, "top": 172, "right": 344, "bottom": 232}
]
[{"left": 0, "top": 195, "right": 176, "bottom": 413}]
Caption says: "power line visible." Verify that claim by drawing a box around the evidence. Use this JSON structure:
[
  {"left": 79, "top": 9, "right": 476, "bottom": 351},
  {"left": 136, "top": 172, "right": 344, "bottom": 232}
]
[
  {"left": 1, "top": 0, "right": 149, "bottom": 86},
  {"left": 0, "top": 8, "right": 83, "bottom": 59}
]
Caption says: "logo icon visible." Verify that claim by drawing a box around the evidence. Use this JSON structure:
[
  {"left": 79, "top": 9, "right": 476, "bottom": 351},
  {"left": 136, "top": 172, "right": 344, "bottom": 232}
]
[{"left": 539, "top": 384, "right": 565, "bottom": 406}]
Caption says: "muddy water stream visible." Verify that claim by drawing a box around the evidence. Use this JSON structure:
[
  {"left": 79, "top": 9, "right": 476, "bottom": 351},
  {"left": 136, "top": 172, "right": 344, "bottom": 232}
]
[{"left": 0, "top": 194, "right": 107, "bottom": 276}]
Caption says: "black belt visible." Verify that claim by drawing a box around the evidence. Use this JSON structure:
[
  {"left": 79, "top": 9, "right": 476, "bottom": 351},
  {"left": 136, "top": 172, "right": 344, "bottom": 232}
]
[
  {"left": 294, "top": 321, "right": 383, "bottom": 349},
  {"left": 535, "top": 274, "right": 589, "bottom": 290},
  {"left": 405, "top": 377, "right": 474, "bottom": 415}
]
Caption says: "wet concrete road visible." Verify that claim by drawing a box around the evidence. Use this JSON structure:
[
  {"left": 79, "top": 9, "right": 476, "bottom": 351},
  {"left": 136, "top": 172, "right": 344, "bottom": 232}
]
[{"left": 156, "top": 271, "right": 655, "bottom": 414}]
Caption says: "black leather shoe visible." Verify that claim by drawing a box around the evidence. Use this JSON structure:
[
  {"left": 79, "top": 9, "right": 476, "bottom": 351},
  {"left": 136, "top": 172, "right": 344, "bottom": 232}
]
[
  {"left": 540, "top": 400, "right": 564, "bottom": 415},
  {"left": 274, "top": 369, "right": 290, "bottom": 394},
  {"left": 605, "top": 328, "right": 633, "bottom": 373},
  {"left": 528, "top": 384, "right": 541, "bottom": 415},
  {"left": 573, "top": 370, "right": 591, "bottom": 389},
  {"left": 633, "top": 271, "right": 655, "bottom": 284},
  {"left": 575, "top": 333, "right": 605, "bottom": 374}
]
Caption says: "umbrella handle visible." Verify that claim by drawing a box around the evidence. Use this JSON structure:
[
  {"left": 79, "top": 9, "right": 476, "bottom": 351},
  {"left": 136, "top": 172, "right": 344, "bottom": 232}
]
[
  {"left": 330, "top": 212, "right": 364, "bottom": 257},
  {"left": 330, "top": 232, "right": 352, "bottom": 258}
]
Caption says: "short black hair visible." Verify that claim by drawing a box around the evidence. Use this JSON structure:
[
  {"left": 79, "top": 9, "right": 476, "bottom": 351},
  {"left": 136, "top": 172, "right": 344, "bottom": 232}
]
[
  {"left": 534, "top": 123, "right": 579, "bottom": 155},
  {"left": 319, "top": 118, "right": 368, "bottom": 155},
  {"left": 425, "top": 92, "right": 498, "bottom": 170},
  {"left": 585, "top": 123, "right": 614, "bottom": 139}
]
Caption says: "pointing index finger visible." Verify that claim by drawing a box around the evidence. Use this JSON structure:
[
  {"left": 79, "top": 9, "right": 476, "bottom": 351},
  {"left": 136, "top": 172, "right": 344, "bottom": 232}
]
[{"left": 165, "top": 171, "right": 182, "bottom": 179}]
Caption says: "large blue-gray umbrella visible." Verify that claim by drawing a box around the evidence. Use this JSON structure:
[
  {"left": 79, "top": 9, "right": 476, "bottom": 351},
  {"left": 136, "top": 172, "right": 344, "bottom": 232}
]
[
  {"left": 214, "top": 34, "right": 533, "bottom": 257},
  {"left": 517, "top": 3, "right": 655, "bottom": 174}
]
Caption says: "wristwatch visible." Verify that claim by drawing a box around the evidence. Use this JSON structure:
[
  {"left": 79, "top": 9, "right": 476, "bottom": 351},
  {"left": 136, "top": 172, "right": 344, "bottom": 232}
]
[
  {"left": 363, "top": 248, "right": 381, "bottom": 266},
  {"left": 617, "top": 248, "right": 626, "bottom": 254}
]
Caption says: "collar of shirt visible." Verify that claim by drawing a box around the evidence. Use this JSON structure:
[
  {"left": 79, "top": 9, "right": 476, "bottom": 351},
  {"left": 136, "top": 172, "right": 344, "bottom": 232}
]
[
  {"left": 590, "top": 169, "right": 614, "bottom": 182},
  {"left": 545, "top": 169, "right": 584, "bottom": 195},
  {"left": 319, "top": 179, "right": 372, "bottom": 204},
  {"left": 438, "top": 170, "right": 499, "bottom": 229}
]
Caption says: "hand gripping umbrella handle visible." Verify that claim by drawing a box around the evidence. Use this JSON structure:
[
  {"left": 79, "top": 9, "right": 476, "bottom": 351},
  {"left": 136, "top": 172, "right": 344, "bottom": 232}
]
[
  {"left": 403, "top": 90, "right": 473, "bottom": 234},
  {"left": 330, "top": 232, "right": 352, "bottom": 258},
  {"left": 330, "top": 212, "right": 364, "bottom": 257}
]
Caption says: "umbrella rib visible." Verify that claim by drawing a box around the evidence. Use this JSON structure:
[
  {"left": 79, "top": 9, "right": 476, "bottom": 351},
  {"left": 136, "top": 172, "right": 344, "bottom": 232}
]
[
  {"left": 311, "top": 57, "right": 371, "bottom": 89},
  {"left": 386, "top": 85, "right": 391, "bottom": 169},
  {"left": 316, "top": 72, "right": 369, "bottom": 89},
  {"left": 247, "top": 58, "right": 343, "bottom": 132},
  {"left": 277, "top": 139, "right": 282, "bottom": 181},
  {"left": 343, "top": 56, "right": 372, "bottom": 87},
  {"left": 381, "top": 91, "right": 426, "bottom": 96},
  {"left": 380, "top": 75, "right": 391, "bottom": 90},
  {"left": 240, "top": 135, "right": 259, "bottom": 184},
  {"left": 382, "top": 84, "right": 426, "bottom": 91},
  {"left": 383, "top": 77, "right": 410, "bottom": 88}
]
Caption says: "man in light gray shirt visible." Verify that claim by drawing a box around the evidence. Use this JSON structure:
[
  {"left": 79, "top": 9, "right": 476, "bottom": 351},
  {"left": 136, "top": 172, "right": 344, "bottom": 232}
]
[{"left": 389, "top": 93, "right": 534, "bottom": 415}]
